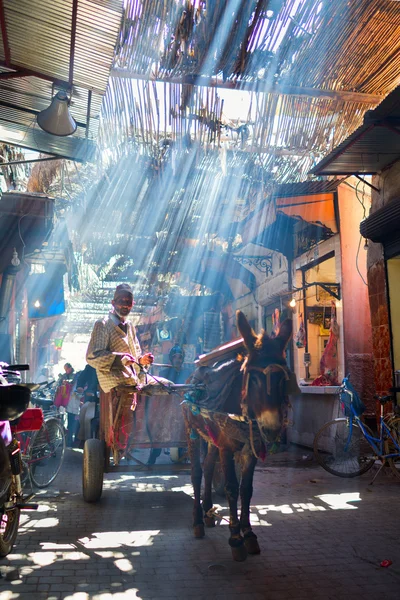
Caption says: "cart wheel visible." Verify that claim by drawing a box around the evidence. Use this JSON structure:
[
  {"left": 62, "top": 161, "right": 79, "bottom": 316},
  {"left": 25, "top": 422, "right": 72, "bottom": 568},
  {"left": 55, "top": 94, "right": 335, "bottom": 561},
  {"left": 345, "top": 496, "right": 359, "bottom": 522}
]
[
  {"left": 83, "top": 439, "right": 105, "bottom": 503},
  {"left": 212, "top": 455, "right": 241, "bottom": 497}
]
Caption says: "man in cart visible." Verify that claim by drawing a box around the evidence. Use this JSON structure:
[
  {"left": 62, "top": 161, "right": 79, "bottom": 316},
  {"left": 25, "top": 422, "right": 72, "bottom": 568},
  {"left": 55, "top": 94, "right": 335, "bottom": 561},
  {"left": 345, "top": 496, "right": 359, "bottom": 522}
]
[{"left": 86, "top": 283, "right": 154, "bottom": 463}]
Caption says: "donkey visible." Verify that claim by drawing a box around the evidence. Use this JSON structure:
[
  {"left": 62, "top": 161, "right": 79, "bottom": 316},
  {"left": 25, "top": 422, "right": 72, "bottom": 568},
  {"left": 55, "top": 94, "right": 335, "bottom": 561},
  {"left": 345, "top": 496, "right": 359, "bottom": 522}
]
[{"left": 183, "top": 310, "right": 292, "bottom": 561}]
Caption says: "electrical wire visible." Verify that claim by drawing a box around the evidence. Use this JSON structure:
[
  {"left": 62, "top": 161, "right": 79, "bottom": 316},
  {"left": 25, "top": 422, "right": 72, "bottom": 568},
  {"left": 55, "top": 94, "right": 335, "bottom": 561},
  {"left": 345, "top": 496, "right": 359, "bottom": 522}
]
[
  {"left": 355, "top": 234, "right": 367, "bottom": 286},
  {"left": 354, "top": 179, "right": 368, "bottom": 286}
]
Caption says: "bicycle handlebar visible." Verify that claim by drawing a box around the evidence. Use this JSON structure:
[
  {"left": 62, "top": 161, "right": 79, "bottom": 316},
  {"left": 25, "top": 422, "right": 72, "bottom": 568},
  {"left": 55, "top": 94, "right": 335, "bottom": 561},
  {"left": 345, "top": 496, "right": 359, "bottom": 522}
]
[{"left": 342, "top": 375, "right": 393, "bottom": 403}]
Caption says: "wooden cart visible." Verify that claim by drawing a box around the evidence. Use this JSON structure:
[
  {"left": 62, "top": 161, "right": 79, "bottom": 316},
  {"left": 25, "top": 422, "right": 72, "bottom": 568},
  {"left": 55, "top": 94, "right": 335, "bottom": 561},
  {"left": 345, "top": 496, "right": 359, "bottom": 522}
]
[
  {"left": 82, "top": 383, "right": 197, "bottom": 503},
  {"left": 82, "top": 338, "right": 245, "bottom": 503}
]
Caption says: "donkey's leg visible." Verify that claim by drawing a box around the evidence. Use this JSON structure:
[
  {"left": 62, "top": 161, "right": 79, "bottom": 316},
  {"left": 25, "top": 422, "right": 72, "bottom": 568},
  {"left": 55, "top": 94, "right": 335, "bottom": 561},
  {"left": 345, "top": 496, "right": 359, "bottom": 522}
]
[
  {"left": 187, "top": 432, "right": 205, "bottom": 538},
  {"left": 239, "top": 452, "right": 260, "bottom": 555},
  {"left": 220, "top": 448, "right": 247, "bottom": 562},
  {"left": 203, "top": 443, "right": 218, "bottom": 527}
]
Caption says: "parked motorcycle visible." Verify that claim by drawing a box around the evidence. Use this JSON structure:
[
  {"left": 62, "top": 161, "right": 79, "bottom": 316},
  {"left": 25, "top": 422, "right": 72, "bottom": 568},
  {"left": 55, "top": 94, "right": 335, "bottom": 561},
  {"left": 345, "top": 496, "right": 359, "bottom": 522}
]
[{"left": 0, "top": 363, "right": 42, "bottom": 557}]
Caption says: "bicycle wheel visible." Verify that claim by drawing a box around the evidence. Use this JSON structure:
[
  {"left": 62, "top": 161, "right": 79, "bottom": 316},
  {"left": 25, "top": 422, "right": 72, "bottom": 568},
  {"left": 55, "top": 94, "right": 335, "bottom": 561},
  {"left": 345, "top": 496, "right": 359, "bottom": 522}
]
[
  {"left": 384, "top": 416, "right": 400, "bottom": 481},
  {"left": 29, "top": 418, "right": 66, "bottom": 488},
  {"left": 314, "top": 418, "right": 375, "bottom": 478},
  {"left": 0, "top": 483, "right": 20, "bottom": 557}
]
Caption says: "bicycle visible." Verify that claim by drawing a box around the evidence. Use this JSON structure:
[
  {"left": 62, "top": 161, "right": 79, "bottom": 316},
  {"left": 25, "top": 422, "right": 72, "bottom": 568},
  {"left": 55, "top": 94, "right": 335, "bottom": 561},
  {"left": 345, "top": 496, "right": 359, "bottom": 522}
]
[
  {"left": 0, "top": 363, "right": 41, "bottom": 556},
  {"left": 20, "top": 385, "right": 66, "bottom": 488},
  {"left": 313, "top": 375, "right": 400, "bottom": 480}
]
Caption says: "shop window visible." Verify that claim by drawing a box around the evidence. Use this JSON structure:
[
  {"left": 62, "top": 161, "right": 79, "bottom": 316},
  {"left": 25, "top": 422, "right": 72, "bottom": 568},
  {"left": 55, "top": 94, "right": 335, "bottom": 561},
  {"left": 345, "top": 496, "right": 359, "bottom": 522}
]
[{"left": 301, "top": 255, "right": 336, "bottom": 381}]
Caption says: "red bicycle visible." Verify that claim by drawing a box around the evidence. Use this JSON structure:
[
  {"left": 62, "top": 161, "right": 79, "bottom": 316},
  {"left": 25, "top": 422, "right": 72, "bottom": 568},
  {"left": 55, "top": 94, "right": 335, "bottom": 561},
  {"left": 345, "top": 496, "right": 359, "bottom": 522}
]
[
  {"left": 17, "top": 412, "right": 65, "bottom": 489},
  {"left": 0, "top": 363, "right": 43, "bottom": 556}
]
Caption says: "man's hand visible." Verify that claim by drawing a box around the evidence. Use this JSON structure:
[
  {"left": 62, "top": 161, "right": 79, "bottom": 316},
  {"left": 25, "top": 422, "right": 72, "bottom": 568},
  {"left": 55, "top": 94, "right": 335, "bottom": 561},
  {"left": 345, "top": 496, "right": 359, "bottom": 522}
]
[
  {"left": 76, "top": 387, "right": 84, "bottom": 393},
  {"left": 121, "top": 354, "right": 136, "bottom": 367},
  {"left": 139, "top": 353, "right": 154, "bottom": 367}
]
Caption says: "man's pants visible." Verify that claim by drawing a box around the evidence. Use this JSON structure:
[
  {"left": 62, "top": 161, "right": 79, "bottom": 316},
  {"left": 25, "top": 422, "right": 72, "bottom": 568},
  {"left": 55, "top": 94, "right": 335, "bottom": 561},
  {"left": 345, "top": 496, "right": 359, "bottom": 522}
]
[
  {"left": 100, "top": 386, "right": 137, "bottom": 464},
  {"left": 66, "top": 412, "right": 79, "bottom": 446}
]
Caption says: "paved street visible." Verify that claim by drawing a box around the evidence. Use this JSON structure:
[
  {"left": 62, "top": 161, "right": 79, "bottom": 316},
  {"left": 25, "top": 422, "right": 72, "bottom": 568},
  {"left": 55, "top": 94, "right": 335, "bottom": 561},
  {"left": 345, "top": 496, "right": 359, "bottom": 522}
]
[{"left": 0, "top": 446, "right": 399, "bottom": 600}]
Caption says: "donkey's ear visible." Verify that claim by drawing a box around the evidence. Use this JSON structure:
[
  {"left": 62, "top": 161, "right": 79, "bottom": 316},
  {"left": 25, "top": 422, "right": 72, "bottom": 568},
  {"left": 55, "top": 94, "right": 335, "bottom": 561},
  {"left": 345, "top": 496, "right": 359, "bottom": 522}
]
[
  {"left": 236, "top": 310, "right": 257, "bottom": 349},
  {"left": 276, "top": 318, "right": 292, "bottom": 350}
]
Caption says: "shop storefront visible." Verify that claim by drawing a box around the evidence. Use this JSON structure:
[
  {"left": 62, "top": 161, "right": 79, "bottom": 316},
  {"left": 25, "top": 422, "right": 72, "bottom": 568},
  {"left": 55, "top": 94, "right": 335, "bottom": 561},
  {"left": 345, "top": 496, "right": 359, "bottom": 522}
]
[
  {"left": 288, "top": 237, "right": 343, "bottom": 447},
  {"left": 311, "top": 85, "right": 400, "bottom": 415},
  {"left": 291, "top": 243, "right": 342, "bottom": 384},
  {"left": 285, "top": 182, "right": 373, "bottom": 446},
  {"left": 360, "top": 196, "right": 400, "bottom": 406},
  {"left": 228, "top": 179, "right": 375, "bottom": 446}
]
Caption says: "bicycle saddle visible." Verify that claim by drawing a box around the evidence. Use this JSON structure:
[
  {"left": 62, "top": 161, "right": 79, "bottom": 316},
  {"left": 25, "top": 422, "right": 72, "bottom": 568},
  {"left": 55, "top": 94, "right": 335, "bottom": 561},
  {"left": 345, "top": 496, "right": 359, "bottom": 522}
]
[
  {"left": 378, "top": 395, "right": 393, "bottom": 404},
  {"left": 0, "top": 384, "right": 31, "bottom": 421},
  {"left": 23, "top": 383, "right": 41, "bottom": 392},
  {"left": 32, "top": 396, "right": 53, "bottom": 408}
]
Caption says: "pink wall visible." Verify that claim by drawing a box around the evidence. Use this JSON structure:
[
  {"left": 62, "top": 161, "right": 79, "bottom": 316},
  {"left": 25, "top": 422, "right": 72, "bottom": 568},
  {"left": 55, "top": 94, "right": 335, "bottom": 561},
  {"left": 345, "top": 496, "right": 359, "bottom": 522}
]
[{"left": 338, "top": 184, "right": 375, "bottom": 413}]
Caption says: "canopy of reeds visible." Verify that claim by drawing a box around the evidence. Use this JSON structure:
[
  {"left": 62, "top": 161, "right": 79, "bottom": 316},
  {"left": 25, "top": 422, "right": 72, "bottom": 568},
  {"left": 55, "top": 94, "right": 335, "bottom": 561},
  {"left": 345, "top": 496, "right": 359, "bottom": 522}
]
[
  {"left": 100, "top": 0, "right": 400, "bottom": 182},
  {"left": 50, "top": 1, "right": 400, "bottom": 332}
]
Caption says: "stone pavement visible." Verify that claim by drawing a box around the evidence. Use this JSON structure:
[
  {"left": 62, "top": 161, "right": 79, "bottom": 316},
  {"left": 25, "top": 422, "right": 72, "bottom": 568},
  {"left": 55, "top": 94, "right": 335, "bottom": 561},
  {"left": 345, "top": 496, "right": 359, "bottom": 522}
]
[{"left": 1, "top": 445, "right": 400, "bottom": 600}]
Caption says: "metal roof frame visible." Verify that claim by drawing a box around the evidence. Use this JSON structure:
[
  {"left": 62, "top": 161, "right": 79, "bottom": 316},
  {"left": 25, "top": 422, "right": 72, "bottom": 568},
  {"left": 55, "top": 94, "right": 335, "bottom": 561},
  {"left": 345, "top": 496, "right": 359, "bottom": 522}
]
[
  {"left": 0, "top": 0, "right": 123, "bottom": 161},
  {"left": 311, "top": 86, "right": 400, "bottom": 176}
]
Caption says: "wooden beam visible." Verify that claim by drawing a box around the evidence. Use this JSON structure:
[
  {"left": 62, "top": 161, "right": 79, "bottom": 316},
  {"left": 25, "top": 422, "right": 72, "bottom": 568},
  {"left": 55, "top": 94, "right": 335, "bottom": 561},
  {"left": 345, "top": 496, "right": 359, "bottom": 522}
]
[
  {"left": 0, "top": 60, "right": 69, "bottom": 88},
  {"left": 69, "top": 0, "right": 78, "bottom": 87},
  {"left": 0, "top": 69, "right": 31, "bottom": 80},
  {"left": 0, "top": 156, "right": 59, "bottom": 167},
  {"left": 0, "top": 0, "right": 10, "bottom": 66},
  {"left": 85, "top": 89, "right": 92, "bottom": 138},
  {"left": 130, "top": 133, "right": 311, "bottom": 157},
  {"left": 111, "top": 70, "right": 384, "bottom": 105}
]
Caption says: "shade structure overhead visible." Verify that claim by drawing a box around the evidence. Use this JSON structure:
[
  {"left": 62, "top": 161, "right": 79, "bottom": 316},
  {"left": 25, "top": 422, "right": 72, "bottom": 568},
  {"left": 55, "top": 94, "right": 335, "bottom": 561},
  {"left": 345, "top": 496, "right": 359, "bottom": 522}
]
[
  {"left": 101, "top": 0, "right": 400, "bottom": 183},
  {"left": 311, "top": 84, "right": 400, "bottom": 176},
  {"left": 310, "top": 122, "right": 400, "bottom": 176},
  {"left": 115, "top": 0, "right": 400, "bottom": 95},
  {"left": 240, "top": 180, "right": 340, "bottom": 254},
  {"left": 0, "top": 0, "right": 123, "bottom": 161}
]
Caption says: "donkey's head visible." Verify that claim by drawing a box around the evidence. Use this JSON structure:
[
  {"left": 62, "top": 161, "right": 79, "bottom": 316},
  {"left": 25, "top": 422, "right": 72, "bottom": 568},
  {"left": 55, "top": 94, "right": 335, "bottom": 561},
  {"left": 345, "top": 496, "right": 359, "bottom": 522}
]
[{"left": 237, "top": 310, "right": 292, "bottom": 441}]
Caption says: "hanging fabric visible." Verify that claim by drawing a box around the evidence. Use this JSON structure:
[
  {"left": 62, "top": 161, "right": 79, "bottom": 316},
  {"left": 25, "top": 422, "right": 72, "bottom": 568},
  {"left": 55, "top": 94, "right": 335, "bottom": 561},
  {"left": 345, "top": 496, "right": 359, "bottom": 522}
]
[
  {"left": 312, "top": 301, "right": 339, "bottom": 386},
  {"left": 271, "top": 308, "right": 280, "bottom": 338}
]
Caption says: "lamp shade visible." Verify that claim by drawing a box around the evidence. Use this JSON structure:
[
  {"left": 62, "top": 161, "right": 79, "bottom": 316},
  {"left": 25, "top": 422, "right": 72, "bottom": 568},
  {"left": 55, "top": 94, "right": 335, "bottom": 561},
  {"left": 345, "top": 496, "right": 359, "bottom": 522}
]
[{"left": 37, "top": 90, "right": 77, "bottom": 136}]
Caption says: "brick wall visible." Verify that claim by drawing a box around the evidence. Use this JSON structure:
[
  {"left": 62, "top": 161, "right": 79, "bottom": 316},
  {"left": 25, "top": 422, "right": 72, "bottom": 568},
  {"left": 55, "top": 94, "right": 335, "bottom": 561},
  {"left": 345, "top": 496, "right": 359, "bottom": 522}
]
[{"left": 367, "top": 259, "right": 393, "bottom": 415}]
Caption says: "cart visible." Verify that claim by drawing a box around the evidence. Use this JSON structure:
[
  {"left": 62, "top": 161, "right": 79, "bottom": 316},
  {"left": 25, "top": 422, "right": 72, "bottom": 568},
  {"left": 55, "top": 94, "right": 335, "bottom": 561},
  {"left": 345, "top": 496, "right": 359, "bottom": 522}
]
[
  {"left": 82, "top": 383, "right": 201, "bottom": 502},
  {"left": 82, "top": 337, "right": 247, "bottom": 503}
]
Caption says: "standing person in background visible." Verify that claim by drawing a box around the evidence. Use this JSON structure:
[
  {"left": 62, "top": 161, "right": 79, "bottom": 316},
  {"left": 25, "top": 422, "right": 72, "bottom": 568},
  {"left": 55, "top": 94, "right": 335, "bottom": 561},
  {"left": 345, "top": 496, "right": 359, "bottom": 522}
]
[
  {"left": 65, "top": 374, "right": 82, "bottom": 447},
  {"left": 86, "top": 284, "right": 154, "bottom": 463},
  {"left": 57, "top": 363, "right": 75, "bottom": 384},
  {"left": 54, "top": 363, "right": 76, "bottom": 440},
  {"left": 36, "top": 367, "right": 50, "bottom": 383},
  {"left": 76, "top": 364, "right": 99, "bottom": 445},
  {"left": 159, "top": 345, "right": 192, "bottom": 383}
]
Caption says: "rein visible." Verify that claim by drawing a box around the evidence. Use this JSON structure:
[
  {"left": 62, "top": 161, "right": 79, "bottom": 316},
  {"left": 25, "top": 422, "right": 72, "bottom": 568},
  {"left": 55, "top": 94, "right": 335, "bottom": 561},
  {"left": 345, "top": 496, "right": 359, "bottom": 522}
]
[{"left": 240, "top": 363, "right": 290, "bottom": 459}]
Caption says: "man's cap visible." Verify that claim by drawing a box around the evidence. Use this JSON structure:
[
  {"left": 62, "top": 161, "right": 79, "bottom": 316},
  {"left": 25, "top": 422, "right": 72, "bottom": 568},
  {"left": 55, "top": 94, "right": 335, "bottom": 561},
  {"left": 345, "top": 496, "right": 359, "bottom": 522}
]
[
  {"left": 113, "top": 283, "right": 133, "bottom": 301},
  {"left": 169, "top": 345, "right": 185, "bottom": 361}
]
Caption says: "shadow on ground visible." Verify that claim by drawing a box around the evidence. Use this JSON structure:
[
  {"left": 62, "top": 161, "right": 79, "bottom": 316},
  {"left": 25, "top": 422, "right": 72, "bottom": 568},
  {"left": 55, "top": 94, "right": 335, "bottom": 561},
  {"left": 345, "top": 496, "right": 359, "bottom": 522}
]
[{"left": 0, "top": 446, "right": 399, "bottom": 600}]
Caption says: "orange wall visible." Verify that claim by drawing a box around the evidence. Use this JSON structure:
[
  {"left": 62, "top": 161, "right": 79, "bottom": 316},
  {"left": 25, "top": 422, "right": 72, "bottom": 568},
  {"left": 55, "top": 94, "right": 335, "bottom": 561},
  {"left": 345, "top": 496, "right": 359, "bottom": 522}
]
[{"left": 338, "top": 184, "right": 375, "bottom": 410}]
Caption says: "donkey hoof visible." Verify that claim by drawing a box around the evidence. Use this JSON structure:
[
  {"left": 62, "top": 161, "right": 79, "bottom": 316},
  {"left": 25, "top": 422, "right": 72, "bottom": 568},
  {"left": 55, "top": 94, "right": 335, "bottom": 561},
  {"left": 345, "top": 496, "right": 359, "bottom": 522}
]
[
  {"left": 204, "top": 516, "right": 216, "bottom": 528},
  {"left": 244, "top": 534, "right": 260, "bottom": 555},
  {"left": 193, "top": 524, "right": 205, "bottom": 538},
  {"left": 231, "top": 544, "right": 248, "bottom": 562}
]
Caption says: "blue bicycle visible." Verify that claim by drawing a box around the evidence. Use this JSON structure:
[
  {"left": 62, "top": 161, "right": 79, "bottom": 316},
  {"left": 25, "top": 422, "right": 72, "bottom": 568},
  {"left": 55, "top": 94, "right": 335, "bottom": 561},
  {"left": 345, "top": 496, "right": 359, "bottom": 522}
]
[{"left": 313, "top": 376, "right": 400, "bottom": 479}]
